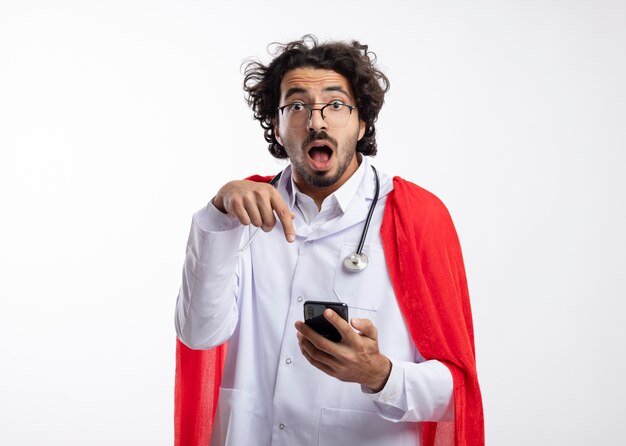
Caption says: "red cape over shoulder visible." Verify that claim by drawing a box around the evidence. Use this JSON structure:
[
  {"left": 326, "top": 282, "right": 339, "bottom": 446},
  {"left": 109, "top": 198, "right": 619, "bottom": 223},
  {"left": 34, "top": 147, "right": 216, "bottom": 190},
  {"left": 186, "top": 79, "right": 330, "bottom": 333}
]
[{"left": 174, "top": 176, "right": 484, "bottom": 446}]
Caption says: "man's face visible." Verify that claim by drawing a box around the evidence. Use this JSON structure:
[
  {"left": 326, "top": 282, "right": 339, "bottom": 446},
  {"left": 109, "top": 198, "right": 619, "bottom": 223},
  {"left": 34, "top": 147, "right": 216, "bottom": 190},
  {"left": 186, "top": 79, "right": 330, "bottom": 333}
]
[{"left": 274, "top": 67, "right": 366, "bottom": 194}]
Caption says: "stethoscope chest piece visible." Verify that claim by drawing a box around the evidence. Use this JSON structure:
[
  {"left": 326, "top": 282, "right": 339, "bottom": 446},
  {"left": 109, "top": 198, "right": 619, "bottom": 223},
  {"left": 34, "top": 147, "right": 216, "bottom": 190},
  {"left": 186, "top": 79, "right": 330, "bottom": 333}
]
[{"left": 344, "top": 252, "right": 369, "bottom": 272}]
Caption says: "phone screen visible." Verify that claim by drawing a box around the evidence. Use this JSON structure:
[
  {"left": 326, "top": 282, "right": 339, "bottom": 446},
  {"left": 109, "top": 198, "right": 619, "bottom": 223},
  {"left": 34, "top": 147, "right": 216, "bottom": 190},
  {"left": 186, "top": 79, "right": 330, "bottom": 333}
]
[{"left": 303, "top": 301, "right": 349, "bottom": 343}]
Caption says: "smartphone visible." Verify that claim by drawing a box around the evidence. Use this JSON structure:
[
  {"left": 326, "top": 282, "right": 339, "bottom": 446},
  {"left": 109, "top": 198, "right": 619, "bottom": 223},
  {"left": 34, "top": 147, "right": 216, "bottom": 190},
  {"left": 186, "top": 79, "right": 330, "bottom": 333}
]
[{"left": 303, "top": 300, "right": 349, "bottom": 343}]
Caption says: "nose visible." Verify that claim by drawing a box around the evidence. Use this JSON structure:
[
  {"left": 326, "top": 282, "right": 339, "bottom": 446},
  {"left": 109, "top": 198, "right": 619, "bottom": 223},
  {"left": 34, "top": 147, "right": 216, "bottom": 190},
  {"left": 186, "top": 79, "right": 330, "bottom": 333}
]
[{"left": 307, "top": 107, "right": 327, "bottom": 131}]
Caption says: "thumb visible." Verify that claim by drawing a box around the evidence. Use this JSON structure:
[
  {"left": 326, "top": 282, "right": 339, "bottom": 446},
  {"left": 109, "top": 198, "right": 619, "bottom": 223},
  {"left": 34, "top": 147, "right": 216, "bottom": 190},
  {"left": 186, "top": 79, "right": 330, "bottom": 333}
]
[{"left": 351, "top": 318, "right": 377, "bottom": 340}]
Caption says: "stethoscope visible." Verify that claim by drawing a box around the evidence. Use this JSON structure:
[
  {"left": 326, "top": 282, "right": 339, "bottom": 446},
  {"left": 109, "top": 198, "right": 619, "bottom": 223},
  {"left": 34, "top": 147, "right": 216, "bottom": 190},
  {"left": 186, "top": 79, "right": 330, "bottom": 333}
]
[{"left": 240, "top": 165, "right": 380, "bottom": 273}]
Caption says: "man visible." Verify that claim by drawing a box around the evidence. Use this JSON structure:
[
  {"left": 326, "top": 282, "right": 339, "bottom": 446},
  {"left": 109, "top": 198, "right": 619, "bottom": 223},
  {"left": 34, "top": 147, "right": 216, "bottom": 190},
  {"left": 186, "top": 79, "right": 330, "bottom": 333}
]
[{"left": 175, "top": 35, "right": 483, "bottom": 446}]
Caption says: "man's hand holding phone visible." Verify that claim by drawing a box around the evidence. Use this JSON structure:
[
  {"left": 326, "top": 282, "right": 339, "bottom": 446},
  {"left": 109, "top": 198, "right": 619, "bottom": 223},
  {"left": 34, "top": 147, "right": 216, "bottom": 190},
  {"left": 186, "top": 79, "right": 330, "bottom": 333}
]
[{"left": 295, "top": 306, "right": 392, "bottom": 393}]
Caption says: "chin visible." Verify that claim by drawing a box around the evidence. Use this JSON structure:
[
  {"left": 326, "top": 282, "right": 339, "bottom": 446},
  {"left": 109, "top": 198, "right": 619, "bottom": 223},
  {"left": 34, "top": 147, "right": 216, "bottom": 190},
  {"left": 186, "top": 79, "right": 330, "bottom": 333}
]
[{"left": 307, "top": 170, "right": 341, "bottom": 188}]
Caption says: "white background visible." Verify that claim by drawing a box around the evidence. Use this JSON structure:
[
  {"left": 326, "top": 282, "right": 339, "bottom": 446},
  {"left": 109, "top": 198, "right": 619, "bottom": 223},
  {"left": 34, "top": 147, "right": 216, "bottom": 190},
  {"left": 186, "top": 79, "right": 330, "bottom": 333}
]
[{"left": 1, "top": 1, "right": 625, "bottom": 444}]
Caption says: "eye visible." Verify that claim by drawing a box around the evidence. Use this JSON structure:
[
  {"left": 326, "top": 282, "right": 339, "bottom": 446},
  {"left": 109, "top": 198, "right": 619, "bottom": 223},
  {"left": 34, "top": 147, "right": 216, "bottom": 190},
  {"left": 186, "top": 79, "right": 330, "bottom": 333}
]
[
  {"left": 288, "top": 102, "right": 306, "bottom": 112},
  {"left": 328, "top": 100, "right": 345, "bottom": 110}
]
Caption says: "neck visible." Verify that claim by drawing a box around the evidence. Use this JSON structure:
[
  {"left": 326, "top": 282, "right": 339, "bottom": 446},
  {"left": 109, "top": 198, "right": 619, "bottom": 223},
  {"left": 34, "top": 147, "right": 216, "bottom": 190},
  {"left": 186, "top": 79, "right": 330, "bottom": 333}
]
[
  {"left": 301, "top": 185, "right": 337, "bottom": 210},
  {"left": 294, "top": 154, "right": 361, "bottom": 210}
]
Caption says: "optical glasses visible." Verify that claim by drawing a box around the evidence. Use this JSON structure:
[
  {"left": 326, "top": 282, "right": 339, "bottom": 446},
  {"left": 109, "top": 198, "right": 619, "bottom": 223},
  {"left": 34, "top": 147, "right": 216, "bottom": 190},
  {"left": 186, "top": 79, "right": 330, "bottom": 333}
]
[{"left": 276, "top": 101, "right": 356, "bottom": 129}]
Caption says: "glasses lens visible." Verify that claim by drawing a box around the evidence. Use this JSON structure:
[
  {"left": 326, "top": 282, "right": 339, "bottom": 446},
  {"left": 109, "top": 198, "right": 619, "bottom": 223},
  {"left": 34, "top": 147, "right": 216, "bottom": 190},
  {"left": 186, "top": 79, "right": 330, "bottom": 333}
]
[
  {"left": 323, "top": 103, "right": 351, "bottom": 129},
  {"left": 284, "top": 104, "right": 309, "bottom": 129}
]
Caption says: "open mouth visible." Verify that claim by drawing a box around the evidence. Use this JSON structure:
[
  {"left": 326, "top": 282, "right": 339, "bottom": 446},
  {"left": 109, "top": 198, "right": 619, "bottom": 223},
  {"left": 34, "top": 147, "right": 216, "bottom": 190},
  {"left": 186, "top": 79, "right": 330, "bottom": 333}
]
[{"left": 307, "top": 144, "right": 333, "bottom": 170}]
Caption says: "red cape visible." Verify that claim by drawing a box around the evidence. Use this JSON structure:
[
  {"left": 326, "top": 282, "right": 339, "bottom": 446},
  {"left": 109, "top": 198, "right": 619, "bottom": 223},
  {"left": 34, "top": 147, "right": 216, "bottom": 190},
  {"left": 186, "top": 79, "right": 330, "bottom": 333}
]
[{"left": 175, "top": 176, "right": 484, "bottom": 445}]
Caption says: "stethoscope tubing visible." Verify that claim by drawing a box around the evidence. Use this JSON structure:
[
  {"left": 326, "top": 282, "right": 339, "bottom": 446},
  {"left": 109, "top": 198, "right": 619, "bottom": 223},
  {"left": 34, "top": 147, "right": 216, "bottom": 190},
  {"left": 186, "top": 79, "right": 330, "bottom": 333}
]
[{"left": 355, "top": 165, "right": 379, "bottom": 258}]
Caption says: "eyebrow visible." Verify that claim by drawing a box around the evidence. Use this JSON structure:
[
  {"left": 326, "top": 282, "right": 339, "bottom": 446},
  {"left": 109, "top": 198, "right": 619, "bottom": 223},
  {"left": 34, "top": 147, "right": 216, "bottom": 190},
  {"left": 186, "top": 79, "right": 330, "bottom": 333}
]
[{"left": 284, "top": 85, "right": 351, "bottom": 101}]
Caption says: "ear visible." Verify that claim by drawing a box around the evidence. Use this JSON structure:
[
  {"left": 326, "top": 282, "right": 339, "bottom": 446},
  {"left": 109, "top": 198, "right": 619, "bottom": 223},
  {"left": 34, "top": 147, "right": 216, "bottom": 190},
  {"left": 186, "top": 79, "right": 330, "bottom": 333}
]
[
  {"left": 273, "top": 118, "right": 283, "bottom": 146},
  {"left": 357, "top": 119, "right": 366, "bottom": 141}
]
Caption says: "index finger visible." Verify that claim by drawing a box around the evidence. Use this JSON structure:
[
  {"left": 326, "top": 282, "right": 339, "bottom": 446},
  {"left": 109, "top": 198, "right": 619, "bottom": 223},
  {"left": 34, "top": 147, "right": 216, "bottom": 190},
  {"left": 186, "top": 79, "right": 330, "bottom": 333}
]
[{"left": 270, "top": 193, "right": 295, "bottom": 242}]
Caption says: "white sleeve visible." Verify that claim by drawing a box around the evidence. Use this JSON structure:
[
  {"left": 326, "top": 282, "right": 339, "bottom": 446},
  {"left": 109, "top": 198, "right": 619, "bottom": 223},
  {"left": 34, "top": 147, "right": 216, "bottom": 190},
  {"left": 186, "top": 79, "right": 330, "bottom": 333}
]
[
  {"left": 174, "top": 202, "right": 245, "bottom": 350},
  {"left": 362, "top": 358, "right": 454, "bottom": 422}
]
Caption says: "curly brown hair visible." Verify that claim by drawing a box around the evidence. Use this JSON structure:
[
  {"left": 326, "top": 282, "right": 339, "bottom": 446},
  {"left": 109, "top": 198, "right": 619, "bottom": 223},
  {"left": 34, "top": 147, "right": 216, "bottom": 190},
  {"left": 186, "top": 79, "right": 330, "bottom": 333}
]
[{"left": 243, "top": 35, "right": 390, "bottom": 159}]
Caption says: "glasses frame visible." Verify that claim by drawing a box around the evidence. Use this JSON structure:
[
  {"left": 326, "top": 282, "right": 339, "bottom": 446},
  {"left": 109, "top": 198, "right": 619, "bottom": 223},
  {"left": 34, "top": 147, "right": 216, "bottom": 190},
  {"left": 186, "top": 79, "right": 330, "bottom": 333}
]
[{"left": 276, "top": 102, "right": 357, "bottom": 129}]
